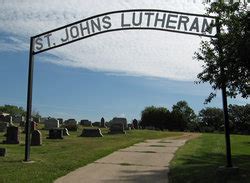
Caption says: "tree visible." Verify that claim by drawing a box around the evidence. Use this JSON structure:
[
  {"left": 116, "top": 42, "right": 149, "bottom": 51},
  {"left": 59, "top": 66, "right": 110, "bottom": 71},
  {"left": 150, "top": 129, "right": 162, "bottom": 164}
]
[
  {"left": 198, "top": 107, "right": 224, "bottom": 132},
  {"left": 172, "top": 101, "right": 198, "bottom": 131},
  {"left": 141, "top": 106, "right": 170, "bottom": 130},
  {"left": 228, "top": 104, "right": 250, "bottom": 134},
  {"left": 194, "top": 2, "right": 249, "bottom": 103},
  {"left": 0, "top": 105, "right": 26, "bottom": 116}
]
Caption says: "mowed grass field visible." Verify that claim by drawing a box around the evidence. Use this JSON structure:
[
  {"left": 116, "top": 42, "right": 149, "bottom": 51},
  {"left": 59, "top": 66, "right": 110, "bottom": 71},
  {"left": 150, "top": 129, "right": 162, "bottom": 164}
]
[
  {"left": 0, "top": 125, "right": 181, "bottom": 183},
  {"left": 169, "top": 133, "right": 250, "bottom": 183}
]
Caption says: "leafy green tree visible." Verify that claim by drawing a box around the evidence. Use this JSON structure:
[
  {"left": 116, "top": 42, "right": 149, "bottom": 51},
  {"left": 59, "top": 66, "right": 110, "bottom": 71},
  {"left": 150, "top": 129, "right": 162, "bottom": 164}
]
[
  {"left": 194, "top": 2, "right": 249, "bottom": 103},
  {"left": 198, "top": 107, "right": 224, "bottom": 132},
  {"left": 172, "top": 101, "right": 198, "bottom": 131},
  {"left": 0, "top": 105, "right": 26, "bottom": 116},
  {"left": 141, "top": 106, "right": 170, "bottom": 130},
  {"left": 228, "top": 104, "right": 250, "bottom": 134}
]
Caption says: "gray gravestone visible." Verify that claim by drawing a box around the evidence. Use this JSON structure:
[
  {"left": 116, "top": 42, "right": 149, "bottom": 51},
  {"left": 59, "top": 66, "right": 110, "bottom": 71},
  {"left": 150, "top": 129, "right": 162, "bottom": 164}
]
[
  {"left": 0, "top": 148, "right": 6, "bottom": 157},
  {"left": 80, "top": 128, "right": 103, "bottom": 137},
  {"left": 31, "top": 130, "right": 42, "bottom": 146},
  {"left": 109, "top": 123, "right": 126, "bottom": 134},
  {"left": 80, "top": 119, "right": 92, "bottom": 127},
  {"left": 111, "top": 117, "right": 128, "bottom": 128},
  {"left": 47, "top": 128, "right": 63, "bottom": 139},
  {"left": 44, "top": 118, "right": 59, "bottom": 130},
  {"left": 3, "top": 126, "right": 20, "bottom": 144}
]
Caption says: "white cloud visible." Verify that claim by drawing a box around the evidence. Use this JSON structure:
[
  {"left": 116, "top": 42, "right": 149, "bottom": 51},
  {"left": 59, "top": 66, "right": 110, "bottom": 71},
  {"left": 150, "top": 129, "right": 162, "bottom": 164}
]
[{"left": 0, "top": 0, "right": 210, "bottom": 81}]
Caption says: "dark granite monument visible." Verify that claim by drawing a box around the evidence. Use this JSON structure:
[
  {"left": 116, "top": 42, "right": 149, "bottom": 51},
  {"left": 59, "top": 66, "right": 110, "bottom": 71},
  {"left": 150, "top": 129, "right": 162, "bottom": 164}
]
[
  {"left": 3, "top": 126, "right": 20, "bottom": 144},
  {"left": 109, "top": 123, "right": 126, "bottom": 134},
  {"left": 31, "top": 130, "right": 42, "bottom": 146},
  {"left": 47, "top": 128, "right": 64, "bottom": 139},
  {"left": 80, "top": 119, "right": 92, "bottom": 126},
  {"left": 80, "top": 128, "right": 103, "bottom": 137}
]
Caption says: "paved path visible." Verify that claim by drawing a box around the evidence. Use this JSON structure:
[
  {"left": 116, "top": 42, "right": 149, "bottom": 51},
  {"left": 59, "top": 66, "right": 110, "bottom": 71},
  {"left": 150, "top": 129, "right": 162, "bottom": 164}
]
[{"left": 55, "top": 133, "right": 199, "bottom": 183}]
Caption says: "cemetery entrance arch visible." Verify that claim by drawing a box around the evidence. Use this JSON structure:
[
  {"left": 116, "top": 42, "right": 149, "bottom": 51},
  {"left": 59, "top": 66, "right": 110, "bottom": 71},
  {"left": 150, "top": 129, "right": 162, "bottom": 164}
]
[{"left": 24, "top": 9, "right": 232, "bottom": 167}]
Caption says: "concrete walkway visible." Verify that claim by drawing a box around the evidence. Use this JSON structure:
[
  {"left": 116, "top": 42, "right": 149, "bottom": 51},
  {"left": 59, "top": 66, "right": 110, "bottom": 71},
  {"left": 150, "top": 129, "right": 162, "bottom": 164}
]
[{"left": 55, "top": 133, "right": 198, "bottom": 183}]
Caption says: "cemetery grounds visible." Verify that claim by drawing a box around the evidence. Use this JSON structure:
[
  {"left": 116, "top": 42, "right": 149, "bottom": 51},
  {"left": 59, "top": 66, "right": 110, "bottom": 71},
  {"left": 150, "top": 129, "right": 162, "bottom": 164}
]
[
  {"left": 0, "top": 124, "right": 249, "bottom": 183},
  {"left": 0, "top": 124, "right": 180, "bottom": 183}
]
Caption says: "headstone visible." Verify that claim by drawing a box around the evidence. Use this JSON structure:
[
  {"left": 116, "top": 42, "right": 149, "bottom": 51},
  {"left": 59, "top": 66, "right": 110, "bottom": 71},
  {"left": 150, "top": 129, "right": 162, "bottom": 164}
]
[
  {"left": 0, "top": 122, "right": 8, "bottom": 132},
  {"left": 47, "top": 128, "right": 64, "bottom": 139},
  {"left": 109, "top": 123, "right": 126, "bottom": 134},
  {"left": 0, "top": 148, "right": 6, "bottom": 157},
  {"left": 31, "top": 130, "right": 42, "bottom": 146},
  {"left": 92, "top": 122, "right": 100, "bottom": 127},
  {"left": 111, "top": 117, "right": 128, "bottom": 128},
  {"left": 63, "top": 128, "right": 70, "bottom": 136},
  {"left": 64, "top": 119, "right": 77, "bottom": 131},
  {"left": 3, "top": 126, "right": 20, "bottom": 144},
  {"left": 80, "top": 119, "right": 92, "bottom": 127},
  {"left": 80, "top": 128, "right": 103, "bottom": 137},
  {"left": 44, "top": 118, "right": 59, "bottom": 130},
  {"left": 100, "top": 117, "right": 107, "bottom": 128}
]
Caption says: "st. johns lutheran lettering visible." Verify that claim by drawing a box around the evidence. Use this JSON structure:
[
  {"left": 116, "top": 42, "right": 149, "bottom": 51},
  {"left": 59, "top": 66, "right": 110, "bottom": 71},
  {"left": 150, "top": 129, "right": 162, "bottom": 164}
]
[{"left": 34, "top": 10, "right": 216, "bottom": 53}]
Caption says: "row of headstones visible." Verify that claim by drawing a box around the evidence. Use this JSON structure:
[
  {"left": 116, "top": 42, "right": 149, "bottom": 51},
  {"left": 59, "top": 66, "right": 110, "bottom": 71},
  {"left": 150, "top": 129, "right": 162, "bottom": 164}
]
[
  {"left": 0, "top": 117, "right": 140, "bottom": 134},
  {"left": 2, "top": 121, "right": 129, "bottom": 143},
  {"left": 0, "top": 122, "right": 131, "bottom": 157},
  {"left": 43, "top": 117, "right": 108, "bottom": 130}
]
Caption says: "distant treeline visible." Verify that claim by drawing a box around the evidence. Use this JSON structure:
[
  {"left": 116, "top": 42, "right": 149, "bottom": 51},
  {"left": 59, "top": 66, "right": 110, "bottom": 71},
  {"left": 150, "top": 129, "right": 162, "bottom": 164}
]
[
  {"left": 140, "top": 101, "right": 250, "bottom": 135},
  {"left": 0, "top": 105, "right": 41, "bottom": 118}
]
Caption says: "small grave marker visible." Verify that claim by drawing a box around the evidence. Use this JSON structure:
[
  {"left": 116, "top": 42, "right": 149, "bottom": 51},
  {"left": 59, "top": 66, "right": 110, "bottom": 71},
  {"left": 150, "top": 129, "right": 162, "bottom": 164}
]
[
  {"left": 80, "top": 128, "right": 103, "bottom": 137},
  {"left": 3, "top": 126, "right": 20, "bottom": 144},
  {"left": 47, "top": 128, "right": 64, "bottom": 139},
  {"left": 31, "top": 130, "right": 42, "bottom": 146}
]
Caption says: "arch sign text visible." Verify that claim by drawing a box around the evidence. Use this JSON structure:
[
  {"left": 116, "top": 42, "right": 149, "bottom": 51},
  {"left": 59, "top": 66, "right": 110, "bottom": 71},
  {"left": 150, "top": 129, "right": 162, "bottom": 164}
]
[{"left": 33, "top": 9, "right": 216, "bottom": 54}]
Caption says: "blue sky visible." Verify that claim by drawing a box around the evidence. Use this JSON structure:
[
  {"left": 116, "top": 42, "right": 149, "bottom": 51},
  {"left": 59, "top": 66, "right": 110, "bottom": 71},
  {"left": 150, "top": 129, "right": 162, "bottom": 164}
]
[{"left": 0, "top": 0, "right": 249, "bottom": 122}]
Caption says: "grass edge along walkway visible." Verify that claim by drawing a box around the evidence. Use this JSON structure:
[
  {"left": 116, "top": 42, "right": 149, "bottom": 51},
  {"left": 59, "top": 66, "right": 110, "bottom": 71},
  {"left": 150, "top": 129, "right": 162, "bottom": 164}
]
[
  {"left": 169, "top": 133, "right": 250, "bottom": 183},
  {"left": 0, "top": 130, "right": 181, "bottom": 183}
]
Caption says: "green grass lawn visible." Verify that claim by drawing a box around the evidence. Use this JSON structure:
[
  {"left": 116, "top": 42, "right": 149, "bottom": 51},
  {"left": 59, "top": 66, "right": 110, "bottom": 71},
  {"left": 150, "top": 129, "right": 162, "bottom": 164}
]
[
  {"left": 0, "top": 126, "right": 181, "bottom": 183},
  {"left": 169, "top": 133, "right": 250, "bottom": 183}
]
